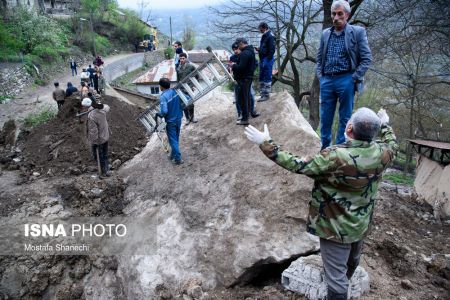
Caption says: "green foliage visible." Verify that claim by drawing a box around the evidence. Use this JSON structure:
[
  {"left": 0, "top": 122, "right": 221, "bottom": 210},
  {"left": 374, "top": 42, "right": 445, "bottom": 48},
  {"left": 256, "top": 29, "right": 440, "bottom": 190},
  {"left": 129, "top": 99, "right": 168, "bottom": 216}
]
[
  {"left": 383, "top": 172, "right": 415, "bottom": 186},
  {"left": 2, "top": 8, "right": 68, "bottom": 62},
  {"left": 164, "top": 46, "right": 174, "bottom": 59},
  {"left": 0, "top": 95, "right": 13, "bottom": 104},
  {"left": 95, "top": 34, "right": 112, "bottom": 55},
  {"left": 0, "top": 19, "right": 24, "bottom": 60},
  {"left": 24, "top": 106, "right": 57, "bottom": 128}
]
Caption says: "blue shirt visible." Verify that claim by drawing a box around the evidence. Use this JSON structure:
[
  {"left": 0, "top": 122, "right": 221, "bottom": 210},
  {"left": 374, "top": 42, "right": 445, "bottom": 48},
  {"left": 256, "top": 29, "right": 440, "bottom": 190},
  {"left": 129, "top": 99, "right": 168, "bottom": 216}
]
[
  {"left": 159, "top": 88, "right": 183, "bottom": 123},
  {"left": 324, "top": 28, "right": 351, "bottom": 75}
]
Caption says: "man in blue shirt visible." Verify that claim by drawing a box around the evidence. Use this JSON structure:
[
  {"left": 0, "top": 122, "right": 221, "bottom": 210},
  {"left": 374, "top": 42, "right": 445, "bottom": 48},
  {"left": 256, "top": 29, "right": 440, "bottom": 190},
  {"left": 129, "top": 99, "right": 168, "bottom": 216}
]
[
  {"left": 155, "top": 78, "right": 184, "bottom": 165},
  {"left": 257, "top": 22, "right": 275, "bottom": 102},
  {"left": 316, "top": 0, "right": 372, "bottom": 150}
]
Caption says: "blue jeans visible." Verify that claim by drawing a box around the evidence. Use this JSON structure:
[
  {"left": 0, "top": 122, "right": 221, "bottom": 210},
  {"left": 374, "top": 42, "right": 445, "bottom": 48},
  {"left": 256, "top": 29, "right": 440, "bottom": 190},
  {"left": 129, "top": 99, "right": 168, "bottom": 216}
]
[
  {"left": 71, "top": 68, "right": 77, "bottom": 76},
  {"left": 235, "top": 83, "right": 255, "bottom": 115},
  {"left": 259, "top": 57, "right": 274, "bottom": 83},
  {"left": 91, "top": 142, "right": 109, "bottom": 174},
  {"left": 166, "top": 120, "right": 182, "bottom": 162},
  {"left": 319, "top": 73, "right": 354, "bottom": 149}
]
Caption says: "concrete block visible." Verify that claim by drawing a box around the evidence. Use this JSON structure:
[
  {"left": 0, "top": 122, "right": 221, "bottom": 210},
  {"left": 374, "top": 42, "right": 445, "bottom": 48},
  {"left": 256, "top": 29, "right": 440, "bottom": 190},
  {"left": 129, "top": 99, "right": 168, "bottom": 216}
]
[{"left": 281, "top": 255, "right": 369, "bottom": 300}]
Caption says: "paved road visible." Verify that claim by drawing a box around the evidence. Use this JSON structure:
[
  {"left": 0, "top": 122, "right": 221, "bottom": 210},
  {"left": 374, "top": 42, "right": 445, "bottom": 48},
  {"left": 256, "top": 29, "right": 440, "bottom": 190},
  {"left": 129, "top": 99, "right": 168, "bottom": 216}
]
[{"left": 0, "top": 52, "right": 144, "bottom": 127}]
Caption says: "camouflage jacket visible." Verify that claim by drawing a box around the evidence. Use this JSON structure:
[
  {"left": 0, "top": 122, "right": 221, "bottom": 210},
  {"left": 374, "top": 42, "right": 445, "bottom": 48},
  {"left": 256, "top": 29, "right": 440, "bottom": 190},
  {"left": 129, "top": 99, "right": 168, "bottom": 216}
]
[
  {"left": 260, "top": 125, "right": 398, "bottom": 243},
  {"left": 176, "top": 63, "right": 196, "bottom": 82}
]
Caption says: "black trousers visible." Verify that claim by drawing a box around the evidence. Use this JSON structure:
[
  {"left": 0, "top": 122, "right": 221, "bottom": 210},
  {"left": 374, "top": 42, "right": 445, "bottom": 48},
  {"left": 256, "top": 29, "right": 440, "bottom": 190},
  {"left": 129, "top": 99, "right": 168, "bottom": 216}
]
[
  {"left": 237, "top": 79, "right": 252, "bottom": 121},
  {"left": 57, "top": 100, "right": 65, "bottom": 110},
  {"left": 91, "top": 142, "right": 109, "bottom": 175},
  {"left": 183, "top": 104, "right": 195, "bottom": 121}
]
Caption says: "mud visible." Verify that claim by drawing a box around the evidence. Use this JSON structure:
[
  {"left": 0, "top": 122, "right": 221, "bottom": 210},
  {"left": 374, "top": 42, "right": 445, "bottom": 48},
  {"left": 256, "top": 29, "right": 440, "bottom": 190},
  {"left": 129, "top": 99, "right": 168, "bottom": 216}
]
[{"left": 3, "top": 93, "right": 148, "bottom": 178}]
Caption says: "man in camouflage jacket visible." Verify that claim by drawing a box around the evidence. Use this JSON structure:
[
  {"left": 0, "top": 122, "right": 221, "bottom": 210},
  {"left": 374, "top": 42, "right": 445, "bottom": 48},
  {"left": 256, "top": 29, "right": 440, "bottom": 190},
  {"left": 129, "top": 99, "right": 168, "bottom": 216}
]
[
  {"left": 176, "top": 52, "right": 197, "bottom": 125},
  {"left": 245, "top": 107, "right": 397, "bottom": 300}
]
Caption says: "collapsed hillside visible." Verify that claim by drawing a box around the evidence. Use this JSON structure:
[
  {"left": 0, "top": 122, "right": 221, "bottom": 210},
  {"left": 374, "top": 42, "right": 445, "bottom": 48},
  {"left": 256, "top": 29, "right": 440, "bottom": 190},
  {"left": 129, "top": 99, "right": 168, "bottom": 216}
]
[{"left": 0, "top": 90, "right": 448, "bottom": 300}]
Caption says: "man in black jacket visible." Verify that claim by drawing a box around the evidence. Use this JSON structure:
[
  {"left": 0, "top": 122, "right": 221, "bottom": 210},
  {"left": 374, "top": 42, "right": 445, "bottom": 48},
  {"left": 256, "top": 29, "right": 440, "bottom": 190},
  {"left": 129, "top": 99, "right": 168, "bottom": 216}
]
[
  {"left": 231, "top": 38, "right": 258, "bottom": 125},
  {"left": 257, "top": 22, "right": 276, "bottom": 102}
]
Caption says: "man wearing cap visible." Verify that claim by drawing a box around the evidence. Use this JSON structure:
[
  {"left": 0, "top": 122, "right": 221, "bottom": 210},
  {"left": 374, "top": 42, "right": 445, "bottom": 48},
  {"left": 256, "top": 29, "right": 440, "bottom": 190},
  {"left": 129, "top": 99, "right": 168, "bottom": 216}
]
[
  {"left": 52, "top": 82, "right": 66, "bottom": 110},
  {"left": 230, "top": 38, "right": 258, "bottom": 125},
  {"left": 244, "top": 107, "right": 397, "bottom": 300},
  {"left": 256, "top": 22, "right": 276, "bottom": 102},
  {"left": 155, "top": 77, "right": 184, "bottom": 165},
  {"left": 316, "top": 0, "right": 372, "bottom": 150},
  {"left": 83, "top": 98, "right": 111, "bottom": 178}
]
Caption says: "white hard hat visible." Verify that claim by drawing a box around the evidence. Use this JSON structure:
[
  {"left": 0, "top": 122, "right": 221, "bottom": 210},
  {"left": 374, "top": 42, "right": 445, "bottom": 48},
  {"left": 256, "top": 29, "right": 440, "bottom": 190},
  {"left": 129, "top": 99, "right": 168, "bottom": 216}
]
[{"left": 81, "top": 98, "right": 92, "bottom": 107}]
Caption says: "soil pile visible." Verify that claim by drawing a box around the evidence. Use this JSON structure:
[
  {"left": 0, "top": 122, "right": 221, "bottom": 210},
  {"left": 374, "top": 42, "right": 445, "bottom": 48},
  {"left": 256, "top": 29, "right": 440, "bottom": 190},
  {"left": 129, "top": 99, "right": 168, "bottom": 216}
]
[{"left": 18, "top": 93, "right": 148, "bottom": 176}]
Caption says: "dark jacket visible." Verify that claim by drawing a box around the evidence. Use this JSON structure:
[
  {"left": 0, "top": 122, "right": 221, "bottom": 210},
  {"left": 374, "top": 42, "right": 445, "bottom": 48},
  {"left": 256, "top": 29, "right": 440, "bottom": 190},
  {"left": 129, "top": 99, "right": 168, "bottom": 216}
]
[
  {"left": 259, "top": 30, "right": 275, "bottom": 60},
  {"left": 65, "top": 83, "right": 78, "bottom": 97},
  {"left": 316, "top": 24, "right": 372, "bottom": 82},
  {"left": 232, "top": 45, "right": 256, "bottom": 81}
]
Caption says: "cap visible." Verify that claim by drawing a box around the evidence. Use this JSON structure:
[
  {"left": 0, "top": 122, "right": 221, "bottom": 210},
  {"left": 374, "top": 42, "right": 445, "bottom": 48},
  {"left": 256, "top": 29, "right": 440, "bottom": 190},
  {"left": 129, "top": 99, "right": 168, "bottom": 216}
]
[{"left": 81, "top": 98, "right": 92, "bottom": 107}]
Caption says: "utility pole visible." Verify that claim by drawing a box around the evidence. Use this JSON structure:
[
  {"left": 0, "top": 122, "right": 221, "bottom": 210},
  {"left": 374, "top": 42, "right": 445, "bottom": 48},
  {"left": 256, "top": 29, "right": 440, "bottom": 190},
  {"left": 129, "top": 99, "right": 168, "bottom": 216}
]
[{"left": 169, "top": 16, "right": 173, "bottom": 45}]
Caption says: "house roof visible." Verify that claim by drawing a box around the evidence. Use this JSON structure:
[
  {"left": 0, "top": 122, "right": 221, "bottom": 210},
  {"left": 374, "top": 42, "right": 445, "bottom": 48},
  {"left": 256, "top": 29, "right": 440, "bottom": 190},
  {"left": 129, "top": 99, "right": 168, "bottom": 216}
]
[
  {"left": 133, "top": 59, "right": 177, "bottom": 84},
  {"left": 408, "top": 139, "right": 450, "bottom": 151},
  {"left": 187, "top": 50, "right": 232, "bottom": 64}
]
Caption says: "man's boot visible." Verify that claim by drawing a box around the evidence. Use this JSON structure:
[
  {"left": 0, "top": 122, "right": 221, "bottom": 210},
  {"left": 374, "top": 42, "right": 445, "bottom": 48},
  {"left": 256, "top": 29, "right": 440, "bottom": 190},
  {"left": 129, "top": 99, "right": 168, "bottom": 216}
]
[{"left": 258, "top": 82, "right": 269, "bottom": 102}]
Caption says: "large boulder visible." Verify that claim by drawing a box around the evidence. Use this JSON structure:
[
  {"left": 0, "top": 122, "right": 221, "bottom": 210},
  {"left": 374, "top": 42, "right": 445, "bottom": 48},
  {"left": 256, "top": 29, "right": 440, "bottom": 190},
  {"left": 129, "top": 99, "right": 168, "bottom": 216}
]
[
  {"left": 414, "top": 155, "right": 450, "bottom": 219},
  {"left": 117, "top": 90, "right": 321, "bottom": 298}
]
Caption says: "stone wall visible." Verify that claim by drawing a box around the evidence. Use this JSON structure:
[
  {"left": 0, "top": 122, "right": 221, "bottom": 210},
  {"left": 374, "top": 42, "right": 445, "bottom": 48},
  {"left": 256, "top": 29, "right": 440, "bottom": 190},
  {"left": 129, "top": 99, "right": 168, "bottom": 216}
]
[
  {"left": 0, "top": 63, "right": 33, "bottom": 99},
  {"left": 143, "top": 50, "right": 166, "bottom": 68}
]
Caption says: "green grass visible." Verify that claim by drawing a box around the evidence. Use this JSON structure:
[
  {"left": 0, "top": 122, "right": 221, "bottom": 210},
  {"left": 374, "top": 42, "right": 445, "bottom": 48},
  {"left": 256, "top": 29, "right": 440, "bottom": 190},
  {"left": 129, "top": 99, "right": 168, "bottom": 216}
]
[
  {"left": 24, "top": 107, "right": 57, "bottom": 128},
  {"left": 383, "top": 172, "right": 415, "bottom": 186},
  {"left": 0, "top": 95, "right": 13, "bottom": 104}
]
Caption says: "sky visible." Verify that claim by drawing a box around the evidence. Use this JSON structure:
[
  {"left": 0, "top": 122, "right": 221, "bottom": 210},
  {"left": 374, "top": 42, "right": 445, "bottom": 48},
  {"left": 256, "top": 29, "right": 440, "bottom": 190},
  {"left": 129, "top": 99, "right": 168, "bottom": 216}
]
[{"left": 116, "top": 0, "right": 220, "bottom": 10}]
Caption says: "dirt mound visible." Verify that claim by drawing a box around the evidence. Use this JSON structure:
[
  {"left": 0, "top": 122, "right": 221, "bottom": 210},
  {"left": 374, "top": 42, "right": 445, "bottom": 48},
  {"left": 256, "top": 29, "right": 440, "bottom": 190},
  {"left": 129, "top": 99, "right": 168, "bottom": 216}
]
[{"left": 18, "top": 93, "right": 148, "bottom": 176}]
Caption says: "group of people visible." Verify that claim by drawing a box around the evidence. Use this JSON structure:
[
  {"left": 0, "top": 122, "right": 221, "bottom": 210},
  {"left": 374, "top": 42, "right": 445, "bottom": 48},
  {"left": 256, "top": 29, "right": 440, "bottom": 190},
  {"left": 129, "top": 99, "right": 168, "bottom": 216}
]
[
  {"left": 51, "top": 56, "right": 110, "bottom": 179},
  {"left": 158, "top": 1, "right": 398, "bottom": 299},
  {"left": 228, "top": 22, "right": 276, "bottom": 125}
]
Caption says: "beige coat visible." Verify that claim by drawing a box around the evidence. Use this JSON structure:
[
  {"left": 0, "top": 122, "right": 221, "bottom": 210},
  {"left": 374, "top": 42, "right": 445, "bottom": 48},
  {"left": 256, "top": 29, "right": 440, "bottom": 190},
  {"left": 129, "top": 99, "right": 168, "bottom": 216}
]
[{"left": 86, "top": 104, "right": 110, "bottom": 145}]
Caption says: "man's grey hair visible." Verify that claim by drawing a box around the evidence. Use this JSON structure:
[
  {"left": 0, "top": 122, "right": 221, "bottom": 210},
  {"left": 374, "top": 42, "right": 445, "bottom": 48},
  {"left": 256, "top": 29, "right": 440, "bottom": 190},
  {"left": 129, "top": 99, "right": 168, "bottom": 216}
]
[
  {"left": 332, "top": 0, "right": 351, "bottom": 13},
  {"left": 348, "top": 107, "right": 381, "bottom": 141}
]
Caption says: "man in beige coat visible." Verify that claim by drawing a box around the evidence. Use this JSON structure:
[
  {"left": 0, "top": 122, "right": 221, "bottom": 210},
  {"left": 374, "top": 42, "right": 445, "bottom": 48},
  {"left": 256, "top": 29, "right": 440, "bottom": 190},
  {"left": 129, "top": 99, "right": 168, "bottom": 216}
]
[{"left": 82, "top": 98, "right": 111, "bottom": 178}]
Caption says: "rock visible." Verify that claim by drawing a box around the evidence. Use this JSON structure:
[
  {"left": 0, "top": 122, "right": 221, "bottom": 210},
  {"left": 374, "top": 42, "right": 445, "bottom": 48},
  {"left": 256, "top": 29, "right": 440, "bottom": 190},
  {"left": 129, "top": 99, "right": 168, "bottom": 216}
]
[
  {"left": 90, "top": 188, "right": 104, "bottom": 197},
  {"left": 401, "top": 279, "right": 414, "bottom": 290},
  {"left": 2, "top": 119, "right": 19, "bottom": 146},
  {"left": 69, "top": 167, "right": 82, "bottom": 175},
  {"left": 188, "top": 285, "right": 203, "bottom": 299},
  {"left": 282, "top": 255, "right": 370, "bottom": 300},
  {"left": 111, "top": 159, "right": 122, "bottom": 170},
  {"left": 32, "top": 172, "right": 40, "bottom": 177},
  {"left": 117, "top": 91, "right": 321, "bottom": 298},
  {"left": 41, "top": 204, "right": 64, "bottom": 217}
]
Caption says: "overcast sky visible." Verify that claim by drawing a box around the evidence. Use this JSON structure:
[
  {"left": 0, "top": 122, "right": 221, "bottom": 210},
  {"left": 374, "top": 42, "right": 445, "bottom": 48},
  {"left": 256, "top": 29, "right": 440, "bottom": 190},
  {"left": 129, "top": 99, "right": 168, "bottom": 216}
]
[{"left": 117, "top": 0, "right": 220, "bottom": 10}]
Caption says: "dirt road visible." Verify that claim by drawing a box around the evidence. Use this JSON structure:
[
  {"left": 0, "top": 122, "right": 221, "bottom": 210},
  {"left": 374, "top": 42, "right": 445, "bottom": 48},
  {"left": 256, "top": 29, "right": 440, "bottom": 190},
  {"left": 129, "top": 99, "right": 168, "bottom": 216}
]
[{"left": 0, "top": 52, "right": 144, "bottom": 127}]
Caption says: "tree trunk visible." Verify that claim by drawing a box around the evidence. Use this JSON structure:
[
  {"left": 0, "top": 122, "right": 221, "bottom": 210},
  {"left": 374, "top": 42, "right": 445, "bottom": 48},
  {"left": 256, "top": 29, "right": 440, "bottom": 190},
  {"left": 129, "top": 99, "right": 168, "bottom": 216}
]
[
  {"left": 37, "top": 0, "right": 45, "bottom": 13},
  {"left": 309, "top": 0, "right": 333, "bottom": 130}
]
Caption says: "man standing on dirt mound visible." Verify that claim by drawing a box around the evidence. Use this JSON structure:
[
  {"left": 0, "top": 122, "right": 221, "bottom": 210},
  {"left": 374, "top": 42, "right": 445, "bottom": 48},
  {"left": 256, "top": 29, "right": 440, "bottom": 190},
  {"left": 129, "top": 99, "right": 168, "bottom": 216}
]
[
  {"left": 83, "top": 98, "right": 111, "bottom": 178},
  {"left": 244, "top": 108, "right": 398, "bottom": 300},
  {"left": 156, "top": 77, "right": 184, "bottom": 165}
]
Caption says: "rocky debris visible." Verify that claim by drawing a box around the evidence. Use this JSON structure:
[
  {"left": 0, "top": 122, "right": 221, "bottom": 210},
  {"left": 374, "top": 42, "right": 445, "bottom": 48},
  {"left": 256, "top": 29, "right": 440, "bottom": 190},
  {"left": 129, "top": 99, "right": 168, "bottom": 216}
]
[
  {"left": 58, "top": 175, "right": 126, "bottom": 216},
  {"left": 281, "top": 255, "right": 369, "bottom": 299},
  {"left": 0, "top": 63, "right": 33, "bottom": 97},
  {"left": 400, "top": 279, "right": 414, "bottom": 290}
]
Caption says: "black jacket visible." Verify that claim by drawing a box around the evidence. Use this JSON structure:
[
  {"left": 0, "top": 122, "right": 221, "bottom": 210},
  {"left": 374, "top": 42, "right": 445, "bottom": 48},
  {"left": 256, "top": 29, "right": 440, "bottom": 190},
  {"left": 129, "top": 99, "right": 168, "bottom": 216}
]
[
  {"left": 259, "top": 30, "right": 275, "bottom": 60},
  {"left": 232, "top": 45, "right": 256, "bottom": 80}
]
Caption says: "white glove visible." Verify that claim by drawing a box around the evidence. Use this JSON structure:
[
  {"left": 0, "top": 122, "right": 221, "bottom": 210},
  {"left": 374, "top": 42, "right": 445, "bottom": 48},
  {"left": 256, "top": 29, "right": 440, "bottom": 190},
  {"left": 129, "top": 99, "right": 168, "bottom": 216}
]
[
  {"left": 244, "top": 124, "right": 271, "bottom": 145},
  {"left": 377, "top": 108, "right": 389, "bottom": 125}
]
